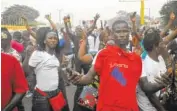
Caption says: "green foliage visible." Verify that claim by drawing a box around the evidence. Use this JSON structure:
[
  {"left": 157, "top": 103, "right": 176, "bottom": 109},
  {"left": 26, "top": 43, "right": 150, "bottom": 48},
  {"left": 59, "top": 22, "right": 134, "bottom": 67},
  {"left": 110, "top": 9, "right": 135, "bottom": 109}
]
[{"left": 1, "top": 4, "right": 39, "bottom": 25}]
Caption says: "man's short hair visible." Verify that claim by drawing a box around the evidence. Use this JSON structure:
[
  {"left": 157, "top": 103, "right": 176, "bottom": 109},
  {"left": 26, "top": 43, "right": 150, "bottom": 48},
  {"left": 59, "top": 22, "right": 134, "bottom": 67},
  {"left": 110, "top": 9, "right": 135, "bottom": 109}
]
[
  {"left": 143, "top": 28, "right": 160, "bottom": 52},
  {"left": 112, "top": 20, "right": 129, "bottom": 31},
  {"left": 13, "top": 31, "right": 22, "bottom": 40}
]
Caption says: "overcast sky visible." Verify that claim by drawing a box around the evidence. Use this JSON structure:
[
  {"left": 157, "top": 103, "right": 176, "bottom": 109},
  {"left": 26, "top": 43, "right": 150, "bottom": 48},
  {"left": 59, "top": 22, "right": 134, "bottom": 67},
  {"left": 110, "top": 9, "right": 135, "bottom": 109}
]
[{"left": 1, "top": 0, "right": 169, "bottom": 25}]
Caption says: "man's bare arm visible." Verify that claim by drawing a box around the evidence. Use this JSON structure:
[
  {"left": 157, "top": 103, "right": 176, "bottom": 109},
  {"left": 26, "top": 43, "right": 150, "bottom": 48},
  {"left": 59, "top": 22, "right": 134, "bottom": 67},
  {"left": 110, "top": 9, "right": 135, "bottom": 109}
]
[
  {"left": 63, "top": 17, "right": 75, "bottom": 41},
  {"left": 160, "top": 12, "right": 175, "bottom": 37},
  {"left": 70, "top": 66, "right": 97, "bottom": 85},
  {"left": 139, "top": 76, "right": 164, "bottom": 95},
  {"left": 87, "top": 14, "right": 100, "bottom": 36},
  {"left": 3, "top": 94, "right": 26, "bottom": 111},
  {"left": 22, "top": 17, "right": 36, "bottom": 39},
  {"left": 79, "top": 66, "right": 97, "bottom": 85}
]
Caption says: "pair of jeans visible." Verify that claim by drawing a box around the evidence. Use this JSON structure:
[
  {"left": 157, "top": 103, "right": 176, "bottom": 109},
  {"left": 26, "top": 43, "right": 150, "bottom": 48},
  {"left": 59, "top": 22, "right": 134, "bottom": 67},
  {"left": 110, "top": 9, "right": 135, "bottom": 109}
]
[
  {"left": 32, "top": 89, "right": 57, "bottom": 111},
  {"left": 32, "top": 89, "right": 70, "bottom": 111}
]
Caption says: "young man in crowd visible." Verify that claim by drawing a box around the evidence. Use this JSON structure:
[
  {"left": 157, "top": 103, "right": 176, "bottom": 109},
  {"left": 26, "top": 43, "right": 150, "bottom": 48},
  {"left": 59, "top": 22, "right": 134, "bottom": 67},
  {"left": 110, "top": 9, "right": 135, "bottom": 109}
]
[
  {"left": 64, "top": 14, "right": 100, "bottom": 111},
  {"left": 11, "top": 31, "right": 24, "bottom": 53},
  {"left": 1, "top": 52, "right": 28, "bottom": 111},
  {"left": 69, "top": 20, "right": 142, "bottom": 111},
  {"left": 1, "top": 28, "right": 22, "bottom": 63},
  {"left": 137, "top": 28, "right": 170, "bottom": 111}
]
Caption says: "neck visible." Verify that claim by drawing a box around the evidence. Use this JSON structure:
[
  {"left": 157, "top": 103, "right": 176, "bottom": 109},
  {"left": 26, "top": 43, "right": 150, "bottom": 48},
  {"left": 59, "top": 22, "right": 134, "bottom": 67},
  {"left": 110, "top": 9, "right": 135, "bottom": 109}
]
[
  {"left": 45, "top": 47, "right": 55, "bottom": 55},
  {"left": 118, "top": 44, "right": 127, "bottom": 51},
  {"left": 3, "top": 45, "right": 11, "bottom": 52},
  {"left": 148, "top": 51, "right": 159, "bottom": 62}
]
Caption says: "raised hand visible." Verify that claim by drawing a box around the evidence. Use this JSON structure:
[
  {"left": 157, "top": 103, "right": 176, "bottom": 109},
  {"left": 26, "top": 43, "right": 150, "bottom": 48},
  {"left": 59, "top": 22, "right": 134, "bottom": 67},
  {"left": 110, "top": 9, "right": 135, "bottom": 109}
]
[
  {"left": 94, "top": 13, "right": 100, "bottom": 21},
  {"left": 130, "top": 12, "right": 136, "bottom": 22},
  {"left": 154, "top": 72, "right": 172, "bottom": 87},
  {"left": 67, "top": 15, "right": 70, "bottom": 20},
  {"left": 63, "top": 16, "right": 68, "bottom": 24},
  {"left": 45, "top": 14, "right": 51, "bottom": 20},
  {"left": 67, "top": 69, "right": 83, "bottom": 85},
  {"left": 170, "top": 11, "right": 175, "bottom": 21},
  {"left": 77, "top": 27, "right": 87, "bottom": 39}
]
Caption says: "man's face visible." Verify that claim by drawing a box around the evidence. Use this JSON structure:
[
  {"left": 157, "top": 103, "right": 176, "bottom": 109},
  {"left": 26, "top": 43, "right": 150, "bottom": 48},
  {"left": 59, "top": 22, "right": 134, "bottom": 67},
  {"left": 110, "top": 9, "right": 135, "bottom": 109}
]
[
  {"left": 113, "top": 28, "right": 129, "bottom": 46},
  {"left": 112, "top": 22, "right": 129, "bottom": 47}
]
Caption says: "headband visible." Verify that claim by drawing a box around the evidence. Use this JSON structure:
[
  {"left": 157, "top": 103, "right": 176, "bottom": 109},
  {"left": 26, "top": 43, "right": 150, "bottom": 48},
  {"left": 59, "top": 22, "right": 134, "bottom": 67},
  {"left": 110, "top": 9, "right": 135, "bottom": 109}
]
[{"left": 46, "top": 32, "right": 57, "bottom": 38}]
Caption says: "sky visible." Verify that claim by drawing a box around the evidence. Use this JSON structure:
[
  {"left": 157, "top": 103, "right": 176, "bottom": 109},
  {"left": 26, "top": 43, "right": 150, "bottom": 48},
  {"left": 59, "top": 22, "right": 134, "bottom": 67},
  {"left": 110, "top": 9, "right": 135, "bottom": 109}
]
[{"left": 1, "top": 0, "right": 170, "bottom": 25}]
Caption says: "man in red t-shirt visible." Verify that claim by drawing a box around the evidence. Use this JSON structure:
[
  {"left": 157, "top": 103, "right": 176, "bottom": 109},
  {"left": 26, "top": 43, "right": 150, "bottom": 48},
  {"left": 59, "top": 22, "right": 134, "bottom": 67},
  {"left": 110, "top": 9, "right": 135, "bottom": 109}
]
[
  {"left": 11, "top": 31, "right": 24, "bottom": 53},
  {"left": 69, "top": 20, "right": 142, "bottom": 111},
  {"left": 1, "top": 53, "right": 28, "bottom": 111}
]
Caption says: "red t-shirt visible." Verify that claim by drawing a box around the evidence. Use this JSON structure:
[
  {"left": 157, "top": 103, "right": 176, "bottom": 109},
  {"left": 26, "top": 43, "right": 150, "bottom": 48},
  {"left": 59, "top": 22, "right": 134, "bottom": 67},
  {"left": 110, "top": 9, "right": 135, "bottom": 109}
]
[
  {"left": 11, "top": 40, "right": 24, "bottom": 53},
  {"left": 1, "top": 53, "right": 28, "bottom": 111},
  {"left": 92, "top": 45, "right": 142, "bottom": 111}
]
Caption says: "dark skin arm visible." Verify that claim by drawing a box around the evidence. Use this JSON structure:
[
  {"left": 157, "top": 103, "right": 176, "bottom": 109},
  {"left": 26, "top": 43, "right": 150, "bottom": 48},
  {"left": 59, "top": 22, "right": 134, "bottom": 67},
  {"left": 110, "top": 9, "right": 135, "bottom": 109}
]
[
  {"left": 69, "top": 66, "right": 97, "bottom": 85},
  {"left": 160, "top": 12, "right": 175, "bottom": 37},
  {"left": 86, "top": 14, "right": 100, "bottom": 36},
  {"left": 63, "top": 17, "right": 75, "bottom": 41},
  {"left": 163, "top": 28, "right": 177, "bottom": 45},
  {"left": 100, "top": 20, "right": 103, "bottom": 30},
  {"left": 2, "top": 93, "right": 26, "bottom": 111},
  {"left": 140, "top": 71, "right": 172, "bottom": 95},
  {"left": 148, "top": 94, "right": 166, "bottom": 111},
  {"left": 139, "top": 76, "right": 164, "bottom": 95},
  {"left": 78, "top": 30, "right": 93, "bottom": 64},
  {"left": 139, "top": 74, "right": 170, "bottom": 111},
  {"left": 130, "top": 12, "right": 142, "bottom": 42},
  {"left": 45, "top": 14, "right": 57, "bottom": 31},
  {"left": 21, "top": 17, "right": 36, "bottom": 39},
  {"left": 22, "top": 45, "right": 35, "bottom": 75}
]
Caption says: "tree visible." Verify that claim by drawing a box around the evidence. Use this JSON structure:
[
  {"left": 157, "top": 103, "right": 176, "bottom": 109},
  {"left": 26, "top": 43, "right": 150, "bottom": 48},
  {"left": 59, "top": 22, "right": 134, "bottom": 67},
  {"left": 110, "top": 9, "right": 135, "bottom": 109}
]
[
  {"left": 160, "top": 1, "right": 177, "bottom": 26},
  {"left": 1, "top": 5, "right": 39, "bottom": 25}
]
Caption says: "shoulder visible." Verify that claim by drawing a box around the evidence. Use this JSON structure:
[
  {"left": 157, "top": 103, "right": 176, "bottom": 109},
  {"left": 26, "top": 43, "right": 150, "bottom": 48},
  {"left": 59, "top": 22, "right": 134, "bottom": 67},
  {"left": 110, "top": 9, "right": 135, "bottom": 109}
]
[
  {"left": 92, "top": 49, "right": 107, "bottom": 65},
  {"left": 2, "top": 53, "right": 18, "bottom": 63},
  {"left": 129, "top": 52, "right": 142, "bottom": 62},
  {"left": 32, "top": 50, "right": 44, "bottom": 56}
]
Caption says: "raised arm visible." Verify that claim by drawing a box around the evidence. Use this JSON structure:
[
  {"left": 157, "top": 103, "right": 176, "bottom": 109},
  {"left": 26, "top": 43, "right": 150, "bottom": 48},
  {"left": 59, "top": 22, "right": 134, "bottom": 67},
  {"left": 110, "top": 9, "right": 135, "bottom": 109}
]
[
  {"left": 45, "top": 14, "right": 57, "bottom": 31},
  {"left": 78, "top": 30, "right": 93, "bottom": 64},
  {"left": 130, "top": 12, "right": 142, "bottom": 42},
  {"left": 163, "top": 28, "right": 177, "bottom": 45},
  {"left": 87, "top": 14, "right": 100, "bottom": 36},
  {"left": 160, "top": 12, "right": 175, "bottom": 37},
  {"left": 100, "top": 20, "right": 103, "bottom": 30},
  {"left": 63, "top": 16, "right": 75, "bottom": 41},
  {"left": 21, "top": 17, "right": 36, "bottom": 39}
]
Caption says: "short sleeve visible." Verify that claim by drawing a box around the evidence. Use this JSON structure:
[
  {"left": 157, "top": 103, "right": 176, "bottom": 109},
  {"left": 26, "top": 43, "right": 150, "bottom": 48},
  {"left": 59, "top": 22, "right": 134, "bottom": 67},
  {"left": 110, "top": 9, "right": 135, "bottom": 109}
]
[
  {"left": 141, "top": 62, "right": 147, "bottom": 78},
  {"left": 12, "top": 58, "right": 28, "bottom": 93},
  {"left": 92, "top": 49, "right": 104, "bottom": 75},
  {"left": 29, "top": 51, "right": 43, "bottom": 67}
]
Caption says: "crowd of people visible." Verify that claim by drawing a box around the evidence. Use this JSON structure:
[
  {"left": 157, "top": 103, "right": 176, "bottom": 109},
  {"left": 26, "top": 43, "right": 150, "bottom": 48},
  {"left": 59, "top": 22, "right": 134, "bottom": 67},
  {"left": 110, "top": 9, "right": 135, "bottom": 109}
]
[{"left": 1, "top": 10, "right": 177, "bottom": 111}]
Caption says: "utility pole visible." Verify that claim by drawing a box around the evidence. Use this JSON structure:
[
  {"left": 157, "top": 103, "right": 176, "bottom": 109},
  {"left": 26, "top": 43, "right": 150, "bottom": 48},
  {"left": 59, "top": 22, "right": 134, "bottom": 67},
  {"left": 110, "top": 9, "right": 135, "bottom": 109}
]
[{"left": 58, "top": 9, "right": 63, "bottom": 25}]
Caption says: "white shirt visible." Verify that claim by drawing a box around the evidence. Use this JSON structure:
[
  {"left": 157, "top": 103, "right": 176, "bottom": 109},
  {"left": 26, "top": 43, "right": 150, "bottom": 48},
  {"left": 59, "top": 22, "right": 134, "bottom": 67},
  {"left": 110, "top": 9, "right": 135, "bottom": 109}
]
[
  {"left": 88, "top": 35, "right": 100, "bottom": 53},
  {"left": 144, "top": 55, "right": 166, "bottom": 83},
  {"left": 136, "top": 61, "right": 157, "bottom": 111},
  {"left": 29, "top": 51, "right": 60, "bottom": 91},
  {"left": 137, "top": 55, "right": 167, "bottom": 111}
]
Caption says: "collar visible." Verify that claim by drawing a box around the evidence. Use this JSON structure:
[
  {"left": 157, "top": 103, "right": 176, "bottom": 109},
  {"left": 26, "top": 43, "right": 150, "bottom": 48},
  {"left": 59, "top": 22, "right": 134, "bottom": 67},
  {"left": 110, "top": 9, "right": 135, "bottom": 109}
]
[{"left": 106, "top": 45, "right": 135, "bottom": 60}]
